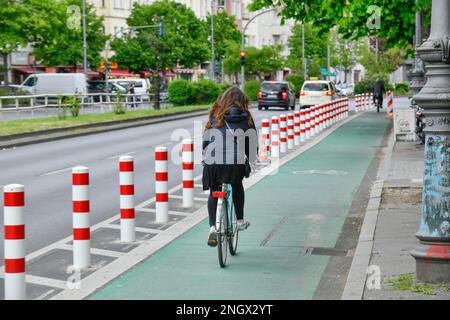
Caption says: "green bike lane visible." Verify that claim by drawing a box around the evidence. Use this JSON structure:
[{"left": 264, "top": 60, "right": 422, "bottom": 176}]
[{"left": 90, "top": 112, "right": 389, "bottom": 300}]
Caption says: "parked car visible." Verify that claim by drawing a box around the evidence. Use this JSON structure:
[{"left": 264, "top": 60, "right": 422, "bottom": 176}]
[
  {"left": 257, "top": 81, "right": 296, "bottom": 110},
  {"left": 109, "top": 78, "right": 150, "bottom": 101},
  {"left": 11, "top": 73, "right": 88, "bottom": 96},
  {"left": 336, "top": 83, "right": 354, "bottom": 96},
  {"left": 87, "top": 80, "right": 126, "bottom": 102},
  {"left": 299, "top": 80, "right": 338, "bottom": 108}
]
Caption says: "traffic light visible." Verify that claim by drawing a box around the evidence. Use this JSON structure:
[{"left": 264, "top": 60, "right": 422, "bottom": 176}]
[
  {"left": 240, "top": 50, "right": 245, "bottom": 66},
  {"left": 158, "top": 22, "right": 165, "bottom": 37}
]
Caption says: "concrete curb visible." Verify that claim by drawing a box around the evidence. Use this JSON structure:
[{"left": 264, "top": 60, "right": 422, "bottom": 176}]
[
  {"left": 0, "top": 108, "right": 211, "bottom": 149},
  {"left": 341, "top": 126, "right": 396, "bottom": 300}
]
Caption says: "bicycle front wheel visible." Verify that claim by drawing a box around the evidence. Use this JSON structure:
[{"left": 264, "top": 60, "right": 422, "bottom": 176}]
[{"left": 217, "top": 200, "right": 228, "bottom": 268}]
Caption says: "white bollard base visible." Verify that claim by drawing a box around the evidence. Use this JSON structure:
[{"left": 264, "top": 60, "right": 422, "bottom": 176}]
[
  {"left": 73, "top": 240, "right": 91, "bottom": 269},
  {"left": 183, "top": 188, "right": 194, "bottom": 208},
  {"left": 156, "top": 202, "right": 169, "bottom": 224},
  {"left": 5, "top": 273, "right": 26, "bottom": 300},
  {"left": 120, "top": 219, "right": 136, "bottom": 242}
]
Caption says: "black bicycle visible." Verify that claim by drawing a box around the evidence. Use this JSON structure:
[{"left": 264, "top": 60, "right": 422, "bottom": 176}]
[{"left": 373, "top": 95, "right": 383, "bottom": 113}]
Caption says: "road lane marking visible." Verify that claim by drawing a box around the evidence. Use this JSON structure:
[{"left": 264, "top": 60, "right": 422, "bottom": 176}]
[
  {"left": 102, "top": 224, "right": 163, "bottom": 234},
  {"left": 39, "top": 167, "right": 73, "bottom": 177},
  {"left": 136, "top": 207, "right": 188, "bottom": 217},
  {"left": 58, "top": 244, "right": 124, "bottom": 258},
  {"left": 36, "top": 289, "right": 57, "bottom": 300},
  {"left": 106, "top": 151, "right": 136, "bottom": 160}
]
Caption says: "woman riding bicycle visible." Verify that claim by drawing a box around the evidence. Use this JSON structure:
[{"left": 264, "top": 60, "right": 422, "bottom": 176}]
[{"left": 202, "top": 87, "right": 258, "bottom": 247}]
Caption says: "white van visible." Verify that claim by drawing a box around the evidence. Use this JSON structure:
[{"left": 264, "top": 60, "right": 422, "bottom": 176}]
[{"left": 15, "top": 73, "right": 88, "bottom": 96}]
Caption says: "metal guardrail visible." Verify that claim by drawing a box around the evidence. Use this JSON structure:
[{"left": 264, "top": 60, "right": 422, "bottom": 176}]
[{"left": 0, "top": 93, "right": 169, "bottom": 120}]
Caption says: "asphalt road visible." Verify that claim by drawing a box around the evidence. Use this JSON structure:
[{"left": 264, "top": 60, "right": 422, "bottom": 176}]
[{"left": 0, "top": 106, "right": 289, "bottom": 264}]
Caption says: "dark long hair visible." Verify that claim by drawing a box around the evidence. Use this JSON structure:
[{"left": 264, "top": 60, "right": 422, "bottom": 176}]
[{"left": 205, "top": 87, "right": 254, "bottom": 129}]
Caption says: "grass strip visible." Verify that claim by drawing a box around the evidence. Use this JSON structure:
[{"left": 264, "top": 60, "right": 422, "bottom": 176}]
[{"left": 0, "top": 105, "right": 210, "bottom": 137}]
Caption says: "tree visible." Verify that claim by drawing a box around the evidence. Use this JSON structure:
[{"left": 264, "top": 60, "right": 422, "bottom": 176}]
[
  {"left": 112, "top": 0, "right": 209, "bottom": 108},
  {"left": 223, "top": 42, "right": 285, "bottom": 81},
  {"left": 28, "top": 0, "right": 107, "bottom": 69},
  {"left": 330, "top": 29, "right": 363, "bottom": 82},
  {"left": 206, "top": 11, "right": 241, "bottom": 61},
  {"left": 0, "top": 0, "right": 30, "bottom": 85},
  {"left": 358, "top": 43, "right": 405, "bottom": 78},
  {"left": 249, "top": 0, "right": 431, "bottom": 49},
  {"left": 286, "top": 23, "right": 329, "bottom": 78}
]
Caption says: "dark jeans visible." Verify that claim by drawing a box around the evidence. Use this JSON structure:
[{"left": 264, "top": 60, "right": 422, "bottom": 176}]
[
  {"left": 373, "top": 94, "right": 383, "bottom": 107},
  {"left": 207, "top": 181, "right": 245, "bottom": 227}
]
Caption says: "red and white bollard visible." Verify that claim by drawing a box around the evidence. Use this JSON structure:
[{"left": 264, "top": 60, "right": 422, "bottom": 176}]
[
  {"left": 182, "top": 139, "right": 194, "bottom": 208},
  {"left": 287, "top": 114, "right": 294, "bottom": 150},
  {"left": 326, "top": 103, "right": 331, "bottom": 127},
  {"left": 72, "top": 166, "right": 91, "bottom": 269},
  {"left": 271, "top": 116, "right": 279, "bottom": 158},
  {"left": 120, "top": 156, "right": 135, "bottom": 242},
  {"left": 300, "top": 109, "right": 306, "bottom": 142},
  {"left": 318, "top": 105, "right": 324, "bottom": 132},
  {"left": 294, "top": 111, "right": 300, "bottom": 146},
  {"left": 3, "top": 184, "right": 26, "bottom": 300},
  {"left": 309, "top": 107, "right": 316, "bottom": 137},
  {"left": 305, "top": 108, "right": 311, "bottom": 140},
  {"left": 260, "top": 119, "right": 270, "bottom": 161},
  {"left": 314, "top": 105, "right": 320, "bottom": 134},
  {"left": 155, "top": 146, "right": 169, "bottom": 223},
  {"left": 355, "top": 94, "right": 360, "bottom": 112},
  {"left": 279, "top": 114, "right": 287, "bottom": 153},
  {"left": 387, "top": 91, "right": 394, "bottom": 115}
]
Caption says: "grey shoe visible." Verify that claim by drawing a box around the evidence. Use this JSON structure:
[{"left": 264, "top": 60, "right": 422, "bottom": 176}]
[{"left": 237, "top": 220, "right": 250, "bottom": 231}]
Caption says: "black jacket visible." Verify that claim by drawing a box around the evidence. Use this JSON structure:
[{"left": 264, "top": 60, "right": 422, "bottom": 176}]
[
  {"left": 373, "top": 82, "right": 385, "bottom": 97},
  {"left": 202, "top": 106, "right": 258, "bottom": 166}
]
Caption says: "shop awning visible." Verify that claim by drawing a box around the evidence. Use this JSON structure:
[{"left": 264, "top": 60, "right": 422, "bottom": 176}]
[
  {"left": 65, "top": 68, "right": 100, "bottom": 77},
  {"left": 13, "top": 67, "right": 45, "bottom": 74}
]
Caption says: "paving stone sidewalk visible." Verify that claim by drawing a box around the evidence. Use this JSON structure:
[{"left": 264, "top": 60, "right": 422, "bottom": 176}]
[{"left": 364, "top": 140, "right": 450, "bottom": 299}]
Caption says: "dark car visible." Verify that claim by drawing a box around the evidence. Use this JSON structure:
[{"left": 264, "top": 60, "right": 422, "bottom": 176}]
[
  {"left": 87, "top": 80, "right": 126, "bottom": 102},
  {"left": 257, "top": 81, "right": 296, "bottom": 111}
]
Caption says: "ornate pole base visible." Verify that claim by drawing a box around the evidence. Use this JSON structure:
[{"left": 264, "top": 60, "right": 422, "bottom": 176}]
[{"left": 411, "top": 242, "right": 450, "bottom": 283}]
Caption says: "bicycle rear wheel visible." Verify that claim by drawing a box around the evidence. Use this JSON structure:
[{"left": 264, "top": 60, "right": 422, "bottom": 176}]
[
  {"left": 217, "top": 200, "right": 228, "bottom": 268},
  {"left": 229, "top": 203, "right": 239, "bottom": 256}
]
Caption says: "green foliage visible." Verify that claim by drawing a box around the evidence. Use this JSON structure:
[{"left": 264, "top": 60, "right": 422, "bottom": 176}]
[
  {"left": 359, "top": 43, "right": 405, "bottom": 78},
  {"left": 223, "top": 42, "right": 285, "bottom": 80},
  {"left": 285, "top": 74, "right": 304, "bottom": 97},
  {"left": 0, "top": 1, "right": 30, "bottom": 54},
  {"left": 205, "top": 11, "right": 241, "bottom": 60},
  {"left": 168, "top": 80, "right": 194, "bottom": 106},
  {"left": 66, "top": 95, "right": 81, "bottom": 117},
  {"left": 387, "top": 273, "right": 449, "bottom": 295},
  {"left": 394, "top": 82, "right": 410, "bottom": 94},
  {"left": 27, "top": 0, "right": 107, "bottom": 69},
  {"left": 114, "top": 91, "right": 126, "bottom": 115},
  {"left": 287, "top": 23, "right": 328, "bottom": 78},
  {"left": 249, "top": 0, "right": 431, "bottom": 49},
  {"left": 57, "top": 95, "right": 67, "bottom": 120},
  {"left": 244, "top": 80, "right": 261, "bottom": 101},
  {"left": 192, "top": 79, "right": 220, "bottom": 104},
  {"left": 219, "top": 82, "right": 233, "bottom": 95},
  {"left": 112, "top": 0, "right": 209, "bottom": 73}
]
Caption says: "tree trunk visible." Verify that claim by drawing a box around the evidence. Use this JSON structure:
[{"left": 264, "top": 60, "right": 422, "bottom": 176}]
[
  {"left": 2, "top": 52, "right": 9, "bottom": 86},
  {"left": 153, "top": 74, "right": 161, "bottom": 110}
]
